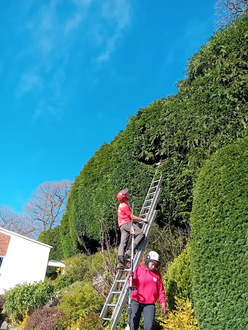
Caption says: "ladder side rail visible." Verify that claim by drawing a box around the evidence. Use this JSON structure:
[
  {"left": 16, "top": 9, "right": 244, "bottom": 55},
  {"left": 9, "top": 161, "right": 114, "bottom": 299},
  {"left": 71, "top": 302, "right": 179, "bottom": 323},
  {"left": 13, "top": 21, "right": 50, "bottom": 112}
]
[
  {"left": 139, "top": 177, "right": 162, "bottom": 219},
  {"left": 133, "top": 210, "right": 157, "bottom": 269},
  {"left": 139, "top": 185, "right": 161, "bottom": 224},
  {"left": 145, "top": 185, "right": 161, "bottom": 220},
  {"left": 138, "top": 177, "right": 159, "bottom": 212},
  {"left": 111, "top": 279, "right": 129, "bottom": 322},
  {"left": 111, "top": 289, "right": 129, "bottom": 329},
  {"left": 100, "top": 271, "right": 123, "bottom": 318}
]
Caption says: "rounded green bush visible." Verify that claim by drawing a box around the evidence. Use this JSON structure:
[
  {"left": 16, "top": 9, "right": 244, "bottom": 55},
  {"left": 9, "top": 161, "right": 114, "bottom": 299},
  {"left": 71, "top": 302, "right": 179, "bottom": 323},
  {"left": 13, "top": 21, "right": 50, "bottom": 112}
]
[
  {"left": 164, "top": 244, "right": 192, "bottom": 310},
  {"left": 191, "top": 137, "right": 248, "bottom": 329},
  {"left": 57, "top": 281, "right": 104, "bottom": 326},
  {"left": 4, "top": 279, "right": 54, "bottom": 322}
]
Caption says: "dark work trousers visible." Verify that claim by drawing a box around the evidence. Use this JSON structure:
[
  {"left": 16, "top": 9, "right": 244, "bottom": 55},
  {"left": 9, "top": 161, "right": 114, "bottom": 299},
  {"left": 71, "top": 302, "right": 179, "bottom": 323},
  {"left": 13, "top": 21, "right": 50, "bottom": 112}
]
[
  {"left": 118, "top": 222, "right": 144, "bottom": 262},
  {"left": 130, "top": 299, "right": 155, "bottom": 330}
]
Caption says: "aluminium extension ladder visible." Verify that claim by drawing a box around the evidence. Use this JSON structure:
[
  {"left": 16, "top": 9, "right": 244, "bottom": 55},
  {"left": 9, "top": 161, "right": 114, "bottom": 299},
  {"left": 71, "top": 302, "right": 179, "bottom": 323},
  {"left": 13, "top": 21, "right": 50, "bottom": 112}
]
[{"left": 100, "top": 175, "right": 162, "bottom": 329}]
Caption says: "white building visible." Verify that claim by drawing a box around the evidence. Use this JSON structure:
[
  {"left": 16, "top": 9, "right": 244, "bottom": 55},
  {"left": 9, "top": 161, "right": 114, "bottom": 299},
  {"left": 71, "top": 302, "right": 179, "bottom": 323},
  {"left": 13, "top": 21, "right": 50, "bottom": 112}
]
[{"left": 0, "top": 227, "right": 52, "bottom": 294}]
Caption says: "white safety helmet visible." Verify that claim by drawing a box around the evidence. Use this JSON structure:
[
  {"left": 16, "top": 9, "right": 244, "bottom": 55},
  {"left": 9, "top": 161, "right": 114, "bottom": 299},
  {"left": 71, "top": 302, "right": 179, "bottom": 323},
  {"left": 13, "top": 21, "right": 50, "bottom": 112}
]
[{"left": 145, "top": 251, "right": 160, "bottom": 267}]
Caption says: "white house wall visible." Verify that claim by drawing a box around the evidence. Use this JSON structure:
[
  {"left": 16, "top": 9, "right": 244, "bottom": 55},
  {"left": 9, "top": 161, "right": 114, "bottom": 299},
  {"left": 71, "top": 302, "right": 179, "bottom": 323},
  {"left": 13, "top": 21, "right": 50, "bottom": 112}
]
[{"left": 0, "top": 229, "right": 51, "bottom": 294}]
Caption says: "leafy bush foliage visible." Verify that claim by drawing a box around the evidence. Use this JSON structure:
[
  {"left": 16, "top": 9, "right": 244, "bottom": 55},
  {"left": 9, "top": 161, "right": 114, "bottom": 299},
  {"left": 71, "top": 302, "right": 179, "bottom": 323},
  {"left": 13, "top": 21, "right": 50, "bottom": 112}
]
[
  {"left": 23, "top": 307, "right": 64, "bottom": 330},
  {"left": 191, "top": 137, "right": 248, "bottom": 329},
  {"left": 147, "top": 223, "right": 189, "bottom": 272},
  {"left": 38, "top": 226, "right": 64, "bottom": 261},
  {"left": 0, "top": 295, "right": 4, "bottom": 313},
  {"left": 159, "top": 297, "right": 198, "bottom": 330},
  {"left": 164, "top": 244, "right": 192, "bottom": 310},
  {"left": 61, "top": 14, "right": 248, "bottom": 257},
  {"left": 54, "top": 248, "right": 117, "bottom": 297},
  {"left": 4, "top": 279, "right": 54, "bottom": 322},
  {"left": 57, "top": 281, "right": 104, "bottom": 327},
  {"left": 65, "top": 313, "right": 104, "bottom": 330},
  {"left": 54, "top": 274, "right": 74, "bottom": 293},
  {"left": 59, "top": 253, "right": 90, "bottom": 283}
]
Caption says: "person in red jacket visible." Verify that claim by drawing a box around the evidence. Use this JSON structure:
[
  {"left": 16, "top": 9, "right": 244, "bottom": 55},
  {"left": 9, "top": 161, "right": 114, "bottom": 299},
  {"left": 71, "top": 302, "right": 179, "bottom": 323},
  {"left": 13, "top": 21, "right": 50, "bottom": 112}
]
[
  {"left": 129, "top": 251, "right": 167, "bottom": 330},
  {"left": 116, "top": 189, "right": 147, "bottom": 270}
]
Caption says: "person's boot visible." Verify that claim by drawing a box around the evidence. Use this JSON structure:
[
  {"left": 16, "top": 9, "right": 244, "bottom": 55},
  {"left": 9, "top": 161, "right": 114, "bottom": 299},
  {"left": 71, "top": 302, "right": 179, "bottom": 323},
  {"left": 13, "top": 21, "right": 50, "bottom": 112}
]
[
  {"left": 124, "top": 248, "right": 137, "bottom": 260},
  {"left": 117, "top": 256, "right": 127, "bottom": 270},
  {"left": 124, "top": 249, "right": 132, "bottom": 260}
]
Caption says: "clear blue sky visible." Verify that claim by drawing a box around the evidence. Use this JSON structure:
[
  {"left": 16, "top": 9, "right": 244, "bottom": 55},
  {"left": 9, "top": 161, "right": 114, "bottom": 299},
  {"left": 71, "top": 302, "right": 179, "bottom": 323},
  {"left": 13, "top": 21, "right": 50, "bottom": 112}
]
[{"left": 0, "top": 0, "right": 218, "bottom": 213}]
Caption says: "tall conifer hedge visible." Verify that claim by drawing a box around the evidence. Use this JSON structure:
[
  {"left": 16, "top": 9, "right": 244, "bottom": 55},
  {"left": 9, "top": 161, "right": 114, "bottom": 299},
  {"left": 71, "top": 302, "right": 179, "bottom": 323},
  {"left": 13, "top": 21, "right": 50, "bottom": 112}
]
[
  {"left": 41, "top": 14, "right": 248, "bottom": 257},
  {"left": 191, "top": 137, "right": 248, "bottom": 329}
]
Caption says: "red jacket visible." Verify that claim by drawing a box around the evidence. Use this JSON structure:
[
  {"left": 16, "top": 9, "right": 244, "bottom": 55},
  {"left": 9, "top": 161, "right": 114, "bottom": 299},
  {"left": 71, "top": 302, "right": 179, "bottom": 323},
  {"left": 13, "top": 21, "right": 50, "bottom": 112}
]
[{"left": 131, "top": 264, "right": 166, "bottom": 305}]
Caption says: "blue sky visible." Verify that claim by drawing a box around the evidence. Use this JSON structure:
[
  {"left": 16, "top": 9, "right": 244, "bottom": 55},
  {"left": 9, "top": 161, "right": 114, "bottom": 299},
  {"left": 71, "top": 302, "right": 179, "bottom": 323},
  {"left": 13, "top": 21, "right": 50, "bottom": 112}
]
[{"left": 0, "top": 0, "right": 217, "bottom": 213}]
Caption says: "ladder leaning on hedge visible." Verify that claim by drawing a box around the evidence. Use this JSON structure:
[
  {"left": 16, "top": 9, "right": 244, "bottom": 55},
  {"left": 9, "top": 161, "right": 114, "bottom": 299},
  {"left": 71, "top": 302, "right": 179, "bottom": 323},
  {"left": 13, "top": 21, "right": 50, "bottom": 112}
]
[{"left": 100, "top": 175, "right": 162, "bottom": 329}]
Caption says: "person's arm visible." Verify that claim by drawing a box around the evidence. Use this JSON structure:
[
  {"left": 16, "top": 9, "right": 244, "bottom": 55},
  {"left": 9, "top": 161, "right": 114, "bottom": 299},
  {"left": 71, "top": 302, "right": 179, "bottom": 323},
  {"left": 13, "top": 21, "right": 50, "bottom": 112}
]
[
  {"left": 158, "top": 275, "right": 167, "bottom": 314},
  {"left": 133, "top": 215, "right": 148, "bottom": 222}
]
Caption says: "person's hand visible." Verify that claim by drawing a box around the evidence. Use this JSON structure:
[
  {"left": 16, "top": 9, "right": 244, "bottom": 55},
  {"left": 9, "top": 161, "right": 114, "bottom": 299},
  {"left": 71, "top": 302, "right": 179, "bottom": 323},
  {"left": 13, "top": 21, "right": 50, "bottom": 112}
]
[
  {"left": 142, "top": 218, "right": 148, "bottom": 223},
  {"left": 130, "top": 226, "right": 134, "bottom": 234},
  {"left": 161, "top": 303, "right": 167, "bottom": 315}
]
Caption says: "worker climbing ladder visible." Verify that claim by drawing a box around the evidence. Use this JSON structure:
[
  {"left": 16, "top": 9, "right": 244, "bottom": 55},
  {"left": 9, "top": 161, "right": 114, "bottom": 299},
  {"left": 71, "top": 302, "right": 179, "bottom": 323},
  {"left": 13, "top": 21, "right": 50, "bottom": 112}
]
[{"left": 100, "top": 174, "right": 162, "bottom": 329}]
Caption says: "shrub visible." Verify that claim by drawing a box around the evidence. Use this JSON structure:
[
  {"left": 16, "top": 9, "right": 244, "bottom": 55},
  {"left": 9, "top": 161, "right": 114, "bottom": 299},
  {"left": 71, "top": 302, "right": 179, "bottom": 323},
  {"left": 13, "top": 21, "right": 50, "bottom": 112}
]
[
  {"left": 38, "top": 226, "right": 64, "bottom": 268},
  {"left": 191, "top": 137, "right": 248, "bottom": 329},
  {"left": 147, "top": 223, "right": 189, "bottom": 272},
  {"left": 65, "top": 313, "right": 104, "bottom": 330},
  {"left": 23, "top": 307, "right": 64, "bottom": 330},
  {"left": 54, "top": 274, "right": 73, "bottom": 293},
  {"left": 59, "top": 253, "right": 90, "bottom": 283},
  {"left": 164, "top": 244, "right": 192, "bottom": 310},
  {"left": 4, "top": 279, "right": 54, "bottom": 322},
  {"left": 0, "top": 295, "right": 4, "bottom": 313},
  {"left": 159, "top": 297, "right": 198, "bottom": 330},
  {"left": 57, "top": 281, "right": 104, "bottom": 327}
]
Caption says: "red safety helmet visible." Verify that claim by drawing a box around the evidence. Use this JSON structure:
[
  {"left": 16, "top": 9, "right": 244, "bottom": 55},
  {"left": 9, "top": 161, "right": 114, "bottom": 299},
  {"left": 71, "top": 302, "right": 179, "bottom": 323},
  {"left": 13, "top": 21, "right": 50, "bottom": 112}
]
[{"left": 117, "top": 189, "right": 129, "bottom": 201}]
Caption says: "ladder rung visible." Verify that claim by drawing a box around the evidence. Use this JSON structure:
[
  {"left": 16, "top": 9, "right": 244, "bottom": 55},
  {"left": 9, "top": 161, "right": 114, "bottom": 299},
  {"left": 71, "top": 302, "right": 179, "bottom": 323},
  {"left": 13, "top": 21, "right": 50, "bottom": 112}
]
[
  {"left": 116, "top": 280, "right": 126, "bottom": 283},
  {"left": 121, "top": 268, "right": 131, "bottom": 272},
  {"left": 103, "top": 317, "right": 112, "bottom": 321},
  {"left": 107, "top": 303, "right": 117, "bottom": 307},
  {"left": 112, "top": 291, "right": 121, "bottom": 294}
]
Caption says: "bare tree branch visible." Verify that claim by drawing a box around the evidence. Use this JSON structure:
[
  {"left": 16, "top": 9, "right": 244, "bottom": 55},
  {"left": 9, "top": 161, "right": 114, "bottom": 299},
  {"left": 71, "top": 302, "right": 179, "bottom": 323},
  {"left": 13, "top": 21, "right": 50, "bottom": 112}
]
[
  {"left": 215, "top": 0, "right": 248, "bottom": 27},
  {"left": 23, "top": 180, "right": 72, "bottom": 232},
  {"left": 0, "top": 206, "right": 37, "bottom": 238}
]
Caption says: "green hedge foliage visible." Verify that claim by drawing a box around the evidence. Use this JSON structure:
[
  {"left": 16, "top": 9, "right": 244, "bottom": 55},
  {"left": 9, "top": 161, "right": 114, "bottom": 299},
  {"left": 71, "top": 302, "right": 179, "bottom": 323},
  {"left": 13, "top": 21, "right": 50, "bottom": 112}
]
[
  {"left": 190, "top": 137, "right": 248, "bottom": 329},
  {"left": 38, "top": 226, "right": 63, "bottom": 261},
  {"left": 62, "top": 14, "right": 248, "bottom": 257},
  {"left": 164, "top": 244, "right": 192, "bottom": 310}
]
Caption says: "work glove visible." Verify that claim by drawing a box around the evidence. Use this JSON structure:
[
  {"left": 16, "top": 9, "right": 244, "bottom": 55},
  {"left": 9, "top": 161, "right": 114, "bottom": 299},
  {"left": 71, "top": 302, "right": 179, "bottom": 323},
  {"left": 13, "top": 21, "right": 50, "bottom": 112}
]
[
  {"left": 142, "top": 218, "right": 148, "bottom": 223},
  {"left": 161, "top": 302, "right": 167, "bottom": 315}
]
